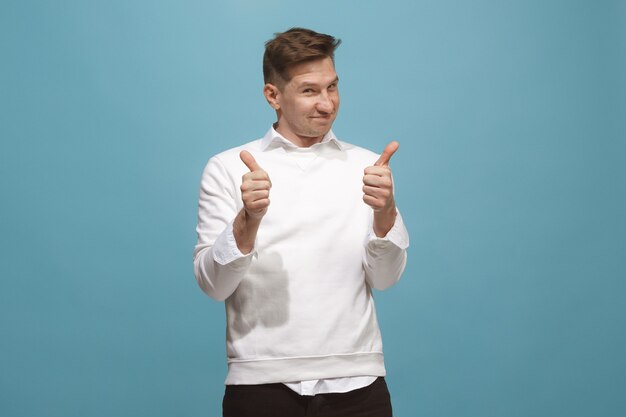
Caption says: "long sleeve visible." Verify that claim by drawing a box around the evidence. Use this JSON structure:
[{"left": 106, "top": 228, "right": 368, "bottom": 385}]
[
  {"left": 193, "top": 156, "right": 254, "bottom": 301},
  {"left": 363, "top": 210, "right": 409, "bottom": 290}
]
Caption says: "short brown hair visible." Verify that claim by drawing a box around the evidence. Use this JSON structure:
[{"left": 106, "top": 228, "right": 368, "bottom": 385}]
[{"left": 263, "top": 27, "right": 341, "bottom": 86}]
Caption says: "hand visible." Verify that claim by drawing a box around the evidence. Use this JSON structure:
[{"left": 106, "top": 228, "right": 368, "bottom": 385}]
[
  {"left": 363, "top": 141, "right": 399, "bottom": 237},
  {"left": 240, "top": 150, "right": 272, "bottom": 220}
]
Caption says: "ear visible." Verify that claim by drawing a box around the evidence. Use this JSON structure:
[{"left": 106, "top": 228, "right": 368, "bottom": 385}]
[{"left": 263, "top": 83, "right": 281, "bottom": 110}]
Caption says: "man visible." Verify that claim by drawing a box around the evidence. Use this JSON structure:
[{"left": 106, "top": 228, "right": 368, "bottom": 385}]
[{"left": 193, "top": 27, "right": 409, "bottom": 417}]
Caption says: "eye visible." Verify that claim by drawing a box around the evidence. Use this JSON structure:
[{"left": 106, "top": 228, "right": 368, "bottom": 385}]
[
  {"left": 328, "top": 83, "right": 337, "bottom": 90},
  {"left": 302, "top": 88, "right": 314, "bottom": 94}
]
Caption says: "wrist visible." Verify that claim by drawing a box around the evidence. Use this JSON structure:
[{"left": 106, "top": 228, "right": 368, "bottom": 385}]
[
  {"left": 373, "top": 203, "right": 397, "bottom": 238},
  {"left": 234, "top": 209, "right": 262, "bottom": 254}
]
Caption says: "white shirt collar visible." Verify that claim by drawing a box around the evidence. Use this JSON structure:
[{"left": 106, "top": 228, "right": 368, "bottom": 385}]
[{"left": 260, "top": 125, "right": 344, "bottom": 151}]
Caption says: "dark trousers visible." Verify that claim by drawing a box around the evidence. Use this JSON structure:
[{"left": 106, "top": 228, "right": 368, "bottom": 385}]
[{"left": 223, "top": 377, "right": 392, "bottom": 417}]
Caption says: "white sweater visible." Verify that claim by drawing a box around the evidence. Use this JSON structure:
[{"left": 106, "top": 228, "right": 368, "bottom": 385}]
[{"left": 193, "top": 127, "right": 409, "bottom": 385}]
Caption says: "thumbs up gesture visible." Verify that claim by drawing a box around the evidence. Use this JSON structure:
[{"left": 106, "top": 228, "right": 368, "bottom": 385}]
[
  {"left": 240, "top": 150, "right": 272, "bottom": 220},
  {"left": 363, "top": 141, "right": 399, "bottom": 237}
]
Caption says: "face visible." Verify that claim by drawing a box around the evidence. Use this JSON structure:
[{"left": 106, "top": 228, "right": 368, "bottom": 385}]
[{"left": 264, "top": 57, "right": 340, "bottom": 147}]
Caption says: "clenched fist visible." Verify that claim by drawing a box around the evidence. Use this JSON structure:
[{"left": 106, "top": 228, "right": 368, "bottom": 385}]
[{"left": 363, "top": 141, "right": 399, "bottom": 237}]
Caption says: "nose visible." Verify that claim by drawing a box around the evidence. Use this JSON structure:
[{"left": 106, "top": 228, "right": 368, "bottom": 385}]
[{"left": 316, "top": 91, "right": 334, "bottom": 114}]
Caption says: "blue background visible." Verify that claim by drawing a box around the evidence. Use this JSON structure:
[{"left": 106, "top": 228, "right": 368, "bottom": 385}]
[{"left": 1, "top": 1, "right": 625, "bottom": 416}]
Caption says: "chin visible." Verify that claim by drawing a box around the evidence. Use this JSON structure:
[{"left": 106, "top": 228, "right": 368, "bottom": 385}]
[
  {"left": 310, "top": 121, "right": 333, "bottom": 132},
  {"left": 306, "top": 128, "right": 330, "bottom": 138}
]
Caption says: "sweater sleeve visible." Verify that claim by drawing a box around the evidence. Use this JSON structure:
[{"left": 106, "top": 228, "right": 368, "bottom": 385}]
[
  {"left": 362, "top": 209, "right": 409, "bottom": 290},
  {"left": 193, "top": 156, "right": 254, "bottom": 301}
]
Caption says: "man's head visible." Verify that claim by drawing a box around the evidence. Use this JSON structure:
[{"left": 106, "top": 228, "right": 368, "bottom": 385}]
[
  {"left": 263, "top": 28, "right": 342, "bottom": 147},
  {"left": 263, "top": 27, "right": 341, "bottom": 87}
]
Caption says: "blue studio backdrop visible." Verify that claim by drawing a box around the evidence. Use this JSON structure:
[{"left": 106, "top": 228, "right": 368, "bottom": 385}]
[{"left": 1, "top": 1, "right": 625, "bottom": 416}]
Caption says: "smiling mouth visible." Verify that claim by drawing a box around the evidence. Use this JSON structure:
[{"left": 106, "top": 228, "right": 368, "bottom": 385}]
[{"left": 311, "top": 117, "right": 332, "bottom": 123}]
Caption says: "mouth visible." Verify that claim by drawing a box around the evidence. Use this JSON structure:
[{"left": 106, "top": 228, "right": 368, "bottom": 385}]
[{"left": 311, "top": 114, "right": 334, "bottom": 120}]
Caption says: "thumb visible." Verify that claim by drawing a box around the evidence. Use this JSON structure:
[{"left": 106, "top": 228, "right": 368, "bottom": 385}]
[
  {"left": 374, "top": 141, "right": 399, "bottom": 166},
  {"left": 240, "top": 150, "right": 262, "bottom": 172}
]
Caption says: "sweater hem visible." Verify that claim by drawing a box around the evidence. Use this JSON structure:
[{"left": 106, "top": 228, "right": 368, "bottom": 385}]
[{"left": 225, "top": 352, "right": 386, "bottom": 385}]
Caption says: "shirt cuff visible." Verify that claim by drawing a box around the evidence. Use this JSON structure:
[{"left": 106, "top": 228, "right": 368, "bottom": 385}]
[
  {"left": 366, "top": 210, "right": 409, "bottom": 250},
  {"left": 212, "top": 221, "right": 256, "bottom": 266}
]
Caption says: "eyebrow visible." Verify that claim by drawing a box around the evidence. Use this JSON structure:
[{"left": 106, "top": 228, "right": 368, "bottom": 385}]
[{"left": 299, "top": 77, "right": 339, "bottom": 88}]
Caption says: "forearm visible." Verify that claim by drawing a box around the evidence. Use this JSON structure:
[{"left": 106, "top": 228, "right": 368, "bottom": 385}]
[
  {"left": 363, "top": 210, "right": 409, "bottom": 290},
  {"left": 194, "top": 220, "right": 254, "bottom": 301},
  {"left": 363, "top": 241, "right": 407, "bottom": 290}
]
